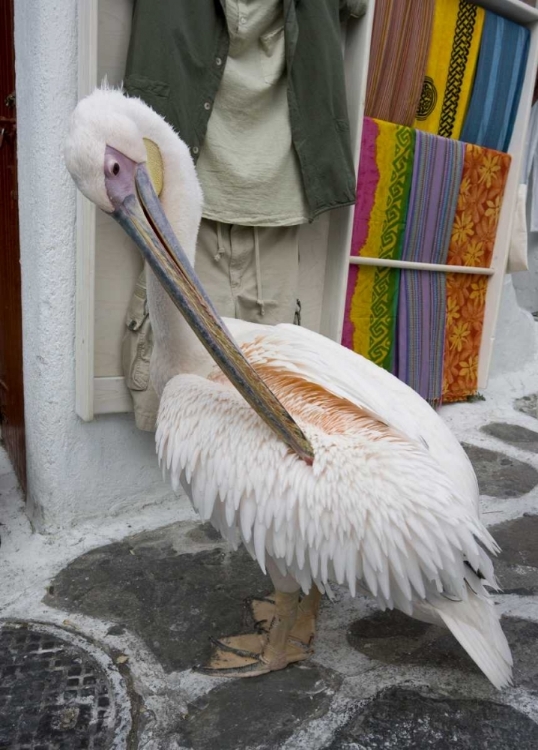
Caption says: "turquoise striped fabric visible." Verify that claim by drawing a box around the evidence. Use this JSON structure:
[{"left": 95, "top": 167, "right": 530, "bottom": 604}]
[{"left": 461, "top": 11, "right": 529, "bottom": 152}]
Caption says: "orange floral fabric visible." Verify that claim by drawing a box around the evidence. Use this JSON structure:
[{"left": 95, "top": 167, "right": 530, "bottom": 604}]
[{"left": 442, "top": 144, "right": 511, "bottom": 402}]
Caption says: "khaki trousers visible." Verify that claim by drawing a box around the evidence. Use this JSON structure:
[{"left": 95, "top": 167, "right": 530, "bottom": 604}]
[
  {"left": 195, "top": 219, "right": 299, "bottom": 325},
  {"left": 122, "top": 219, "right": 300, "bottom": 430}
]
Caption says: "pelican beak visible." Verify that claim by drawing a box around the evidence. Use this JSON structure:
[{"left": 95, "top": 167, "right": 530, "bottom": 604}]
[{"left": 111, "top": 160, "right": 314, "bottom": 464}]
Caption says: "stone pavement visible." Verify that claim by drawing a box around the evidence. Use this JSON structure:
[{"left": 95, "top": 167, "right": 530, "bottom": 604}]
[{"left": 2, "top": 372, "right": 538, "bottom": 748}]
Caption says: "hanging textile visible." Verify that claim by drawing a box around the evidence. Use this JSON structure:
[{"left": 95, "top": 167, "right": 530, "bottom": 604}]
[
  {"left": 442, "top": 144, "right": 511, "bottom": 402},
  {"left": 396, "top": 131, "right": 466, "bottom": 404},
  {"left": 414, "top": 0, "right": 485, "bottom": 140},
  {"left": 461, "top": 12, "right": 530, "bottom": 152},
  {"left": 365, "top": 0, "right": 435, "bottom": 126},
  {"left": 342, "top": 118, "right": 415, "bottom": 370}
]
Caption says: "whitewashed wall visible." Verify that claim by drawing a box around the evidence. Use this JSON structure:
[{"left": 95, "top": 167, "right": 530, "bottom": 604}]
[{"left": 14, "top": 0, "right": 177, "bottom": 532}]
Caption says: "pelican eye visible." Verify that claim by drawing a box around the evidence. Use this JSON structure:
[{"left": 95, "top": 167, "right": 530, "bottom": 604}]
[{"left": 104, "top": 154, "right": 121, "bottom": 178}]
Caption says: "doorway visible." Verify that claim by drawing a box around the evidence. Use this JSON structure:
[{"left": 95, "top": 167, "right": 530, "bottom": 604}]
[{"left": 0, "top": 0, "right": 26, "bottom": 490}]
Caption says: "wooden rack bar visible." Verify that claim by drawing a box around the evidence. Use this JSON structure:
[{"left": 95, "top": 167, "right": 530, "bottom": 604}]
[{"left": 348, "top": 256, "right": 495, "bottom": 275}]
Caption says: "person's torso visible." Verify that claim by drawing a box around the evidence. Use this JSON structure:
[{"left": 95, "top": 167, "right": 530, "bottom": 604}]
[{"left": 195, "top": 0, "right": 309, "bottom": 226}]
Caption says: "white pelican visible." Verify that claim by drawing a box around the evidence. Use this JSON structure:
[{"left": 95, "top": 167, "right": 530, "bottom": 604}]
[{"left": 64, "top": 88, "right": 512, "bottom": 688}]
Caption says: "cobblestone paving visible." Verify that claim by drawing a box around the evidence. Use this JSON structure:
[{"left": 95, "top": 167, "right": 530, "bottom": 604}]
[
  {"left": 325, "top": 688, "right": 538, "bottom": 749},
  {"left": 481, "top": 423, "right": 538, "bottom": 453},
  {"left": 515, "top": 392, "right": 538, "bottom": 418},
  {"left": 2, "top": 389, "right": 538, "bottom": 749},
  {"left": 461, "top": 443, "right": 538, "bottom": 498}
]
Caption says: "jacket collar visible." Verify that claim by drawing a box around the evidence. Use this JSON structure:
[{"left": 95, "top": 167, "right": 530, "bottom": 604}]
[{"left": 216, "top": 0, "right": 299, "bottom": 65}]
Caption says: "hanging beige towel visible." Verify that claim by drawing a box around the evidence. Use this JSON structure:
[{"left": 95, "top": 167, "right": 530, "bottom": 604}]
[{"left": 507, "top": 184, "right": 529, "bottom": 273}]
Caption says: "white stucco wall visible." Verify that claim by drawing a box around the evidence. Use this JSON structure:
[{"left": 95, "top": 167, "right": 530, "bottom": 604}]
[{"left": 14, "top": 0, "right": 176, "bottom": 532}]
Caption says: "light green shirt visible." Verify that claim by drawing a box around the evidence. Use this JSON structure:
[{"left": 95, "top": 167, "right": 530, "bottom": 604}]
[{"left": 196, "top": 0, "right": 310, "bottom": 226}]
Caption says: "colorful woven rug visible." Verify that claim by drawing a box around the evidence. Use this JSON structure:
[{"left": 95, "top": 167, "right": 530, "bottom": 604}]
[
  {"left": 461, "top": 12, "right": 530, "bottom": 152},
  {"left": 396, "top": 131, "right": 466, "bottom": 404},
  {"left": 365, "top": 0, "right": 435, "bottom": 126},
  {"left": 342, "top": 118, "right": 415, "bottom": 370},
  {"left": 442, "top": 144, "right": 512, "bottom": 402},
  {"left": 414, "top": 0, "right": 485, "bottom": 139}
]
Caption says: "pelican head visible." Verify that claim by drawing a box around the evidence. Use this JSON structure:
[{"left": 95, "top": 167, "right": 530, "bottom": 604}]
[{"left": 64, "top": 87, "right": 314, "bottom": 464}]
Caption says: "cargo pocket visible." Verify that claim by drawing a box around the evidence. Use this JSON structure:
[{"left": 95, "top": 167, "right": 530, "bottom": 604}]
[
  {"left": 258, "top": 26, "right": 285, "bottom": 85},
  {"left": 122, "top": 268, "right": 160, "bottom": 432},
  {"left": 122, "top": 270, "right": 152, "bottom": 391},
  {"left": 124, "top": 74, "right": 170, "bottom": 119}
]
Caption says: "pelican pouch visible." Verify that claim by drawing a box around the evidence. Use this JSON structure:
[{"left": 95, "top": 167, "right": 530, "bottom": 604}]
[{"left": 122, "top": 268, "right": 160, "bottom": 431}]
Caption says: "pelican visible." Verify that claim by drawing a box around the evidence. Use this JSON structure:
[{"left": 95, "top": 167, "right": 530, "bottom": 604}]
[{"left": 64, "top": 88, "right": 512, "bottom": 688}]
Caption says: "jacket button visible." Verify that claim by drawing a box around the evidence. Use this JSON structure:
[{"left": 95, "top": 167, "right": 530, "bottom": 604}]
[
  {"left": 204, "top": 101, "right": 211, "bottom": 111},
  {"left": 215, "top": 57, "right": 222, "bottom": 66},
  {"left": 192, "top": 146, "right": 199, "bottom": 155}
]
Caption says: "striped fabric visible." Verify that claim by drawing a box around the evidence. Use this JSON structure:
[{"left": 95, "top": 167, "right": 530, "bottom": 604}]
[
  {"left": 395, "top": 131, "right": 466, "bottom": 404},
  {"left": 365, "top": 0, "right": 435, "bottom": 126},
  {"left": 343, "top": 119, "right": 415, "bottom": 370},
  {"left": 414, "top": 0, "right": 485, "bottom": 140},
  {"left": 461, "top": 12, "right": 530, "bottom": 152}
]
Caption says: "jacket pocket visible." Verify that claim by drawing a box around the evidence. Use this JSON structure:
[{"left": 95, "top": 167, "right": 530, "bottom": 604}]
[
  {"left": 258, "top": 26, "right": 285, "bottom": 85},
  {"left": 124, "top": 74, "right": 170, "bottom": 117},
  {"left": 122, "top": 270, "right": 153, "bottom": 392}
]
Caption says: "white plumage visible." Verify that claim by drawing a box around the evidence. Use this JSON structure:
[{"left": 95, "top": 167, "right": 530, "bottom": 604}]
[
  {"left": 65, "top": 88, "right": 512, "bottom": 689},
  {"left": 158, "top": 321, "right": 511, "bottom": 687}
]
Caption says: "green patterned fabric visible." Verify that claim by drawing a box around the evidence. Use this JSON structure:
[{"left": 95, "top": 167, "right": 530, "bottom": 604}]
[{"left": 343, "top": 119, "right": 415, "bottom": 371}]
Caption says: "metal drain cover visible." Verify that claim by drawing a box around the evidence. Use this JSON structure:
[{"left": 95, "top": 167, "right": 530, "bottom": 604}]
[{"left": 0, "top": 620, "right": 131, "bottom": 750}]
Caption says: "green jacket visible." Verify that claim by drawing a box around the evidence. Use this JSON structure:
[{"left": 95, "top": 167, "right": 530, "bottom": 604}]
[{"left": 124, "top": 0, "right": 366, "bottom": 221}]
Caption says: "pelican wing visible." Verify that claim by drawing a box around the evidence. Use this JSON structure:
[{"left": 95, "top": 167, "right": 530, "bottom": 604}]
[
  {"left": 157, "top": 321, "right": 493, "bottom": 599},
  {"left": 230, "top": 321, "right": 479, "bottom": 509},
  {"left": 156, "top": 329, "right": 510, "bottom": 686}
]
